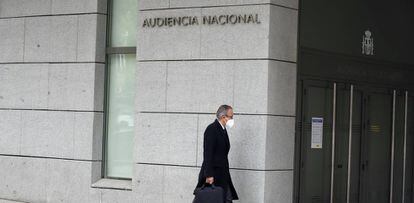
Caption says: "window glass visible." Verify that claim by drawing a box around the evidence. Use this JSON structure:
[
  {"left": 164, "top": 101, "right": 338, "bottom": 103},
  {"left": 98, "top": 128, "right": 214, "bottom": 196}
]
[
  {"left": 106, "top": 54, "right": 135, "bottom": 178},
  {"left": 110, "top": 0, "right": 137, "bottom": 47}
]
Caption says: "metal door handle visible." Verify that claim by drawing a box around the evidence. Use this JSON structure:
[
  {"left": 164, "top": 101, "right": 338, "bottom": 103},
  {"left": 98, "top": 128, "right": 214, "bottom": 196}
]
[
  {"left": 346, "top": 85, "right": 354, "bottom": 203},
  {"left": 330, "top": 83, "right": 337, "bottom": 203}
]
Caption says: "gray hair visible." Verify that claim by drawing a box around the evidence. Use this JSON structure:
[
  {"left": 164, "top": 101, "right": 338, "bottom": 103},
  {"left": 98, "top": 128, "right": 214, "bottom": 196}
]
[{"left": 216, "top": 105, "right": 233, "bottom": 119}]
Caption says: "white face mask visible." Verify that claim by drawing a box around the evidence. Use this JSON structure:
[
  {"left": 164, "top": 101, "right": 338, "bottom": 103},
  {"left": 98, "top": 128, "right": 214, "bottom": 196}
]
[{"left": 225, "top": 119, "right": 234, "bottom": 129}]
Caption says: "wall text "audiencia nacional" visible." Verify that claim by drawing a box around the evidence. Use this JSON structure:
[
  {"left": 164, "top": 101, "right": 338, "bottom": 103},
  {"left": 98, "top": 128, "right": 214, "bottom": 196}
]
[{"left": 142, "top": 14, "right": 261, "bottom": 28}]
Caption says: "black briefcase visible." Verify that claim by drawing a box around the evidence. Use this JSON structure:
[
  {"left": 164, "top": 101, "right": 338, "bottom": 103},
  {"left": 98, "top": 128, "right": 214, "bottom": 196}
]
[{"left": 193, "top": 184, "right": 224, "bottom": 203}]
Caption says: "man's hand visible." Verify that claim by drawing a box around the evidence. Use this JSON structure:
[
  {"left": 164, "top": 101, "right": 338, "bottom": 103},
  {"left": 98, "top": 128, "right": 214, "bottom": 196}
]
[{"left": 205, "top": 177, "right": 214, "bottom": 184}]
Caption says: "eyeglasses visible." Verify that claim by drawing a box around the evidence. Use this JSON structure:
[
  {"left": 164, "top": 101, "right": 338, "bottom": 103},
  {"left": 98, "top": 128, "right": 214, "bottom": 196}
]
[{"left": 225, "top": 115, "right": 233, "bottom": 119}]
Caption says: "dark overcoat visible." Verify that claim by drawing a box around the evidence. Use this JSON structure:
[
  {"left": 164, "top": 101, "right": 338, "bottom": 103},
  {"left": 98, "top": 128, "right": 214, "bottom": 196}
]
[{"left": 194, "top": 119, "right": 239, "bottom": 201}]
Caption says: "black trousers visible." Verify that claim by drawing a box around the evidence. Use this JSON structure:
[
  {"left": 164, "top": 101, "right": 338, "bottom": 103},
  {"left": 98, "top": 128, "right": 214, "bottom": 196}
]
[{"left": 226, "top": 185, "right": 233, "bottom": 203}]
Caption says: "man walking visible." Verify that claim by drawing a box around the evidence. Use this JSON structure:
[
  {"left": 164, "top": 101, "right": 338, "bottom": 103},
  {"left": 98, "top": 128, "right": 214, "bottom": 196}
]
[{"left": 195, "top": 105, "right": 239, "bottom": 202}]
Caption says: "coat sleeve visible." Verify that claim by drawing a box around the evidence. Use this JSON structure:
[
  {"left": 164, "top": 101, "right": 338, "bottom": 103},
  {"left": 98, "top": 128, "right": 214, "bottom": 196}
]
[{"left": 203, "top": 126, "right": 217, "bottom": 178}]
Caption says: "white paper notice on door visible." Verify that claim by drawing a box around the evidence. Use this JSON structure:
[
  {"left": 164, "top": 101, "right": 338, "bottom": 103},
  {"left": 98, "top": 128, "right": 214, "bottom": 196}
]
[{"left": 311, "top": 117, "right": 323, "bottom": 149}]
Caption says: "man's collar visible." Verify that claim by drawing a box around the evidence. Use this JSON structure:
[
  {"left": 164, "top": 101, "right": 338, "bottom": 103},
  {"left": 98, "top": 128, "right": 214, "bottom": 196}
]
[{"left": 216, "top": 118, "right": 225, "bottom": 130}]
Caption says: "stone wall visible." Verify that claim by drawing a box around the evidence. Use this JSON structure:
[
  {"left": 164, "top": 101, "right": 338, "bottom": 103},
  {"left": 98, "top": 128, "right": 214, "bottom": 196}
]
[
  {"left": 134, "top": 0, "right": 298, "bottom": 202},
  {"left": 0, "top": 0, "right": 298, "bottom": 202}
]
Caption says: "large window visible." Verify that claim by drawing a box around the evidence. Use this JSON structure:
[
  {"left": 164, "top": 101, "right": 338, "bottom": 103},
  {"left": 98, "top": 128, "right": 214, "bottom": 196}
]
[{"left": 104, "top": 0, "right": 137, "bottom": 179}]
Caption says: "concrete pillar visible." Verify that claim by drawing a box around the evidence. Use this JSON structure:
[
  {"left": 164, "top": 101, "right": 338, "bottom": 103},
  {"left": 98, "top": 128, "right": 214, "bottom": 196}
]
[{"left": 134, "top": 1, "right": 298, "bottom": 202}]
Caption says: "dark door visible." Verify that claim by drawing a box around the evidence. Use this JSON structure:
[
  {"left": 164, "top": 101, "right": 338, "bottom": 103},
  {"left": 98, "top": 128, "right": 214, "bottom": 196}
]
[
  {"left": 299, "top": 80, "right": 334, "bottom": 203},
  {"left": 359, "top": 88, "right": 393, "bottom": 203},
  {"left": 298, "top": 80, "right": 413, "bottom": 203}
]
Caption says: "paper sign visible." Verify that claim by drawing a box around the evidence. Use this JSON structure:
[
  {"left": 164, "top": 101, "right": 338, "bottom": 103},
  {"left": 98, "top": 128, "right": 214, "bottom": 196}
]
[{"left": 311, "top": 117, "right": 324, "bottom": 149}]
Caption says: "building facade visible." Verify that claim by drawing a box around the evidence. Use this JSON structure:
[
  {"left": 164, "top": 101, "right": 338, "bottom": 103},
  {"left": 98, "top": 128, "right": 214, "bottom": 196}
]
[{"left": 0, "top": 0, "right": 413, "bottom": 203}]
